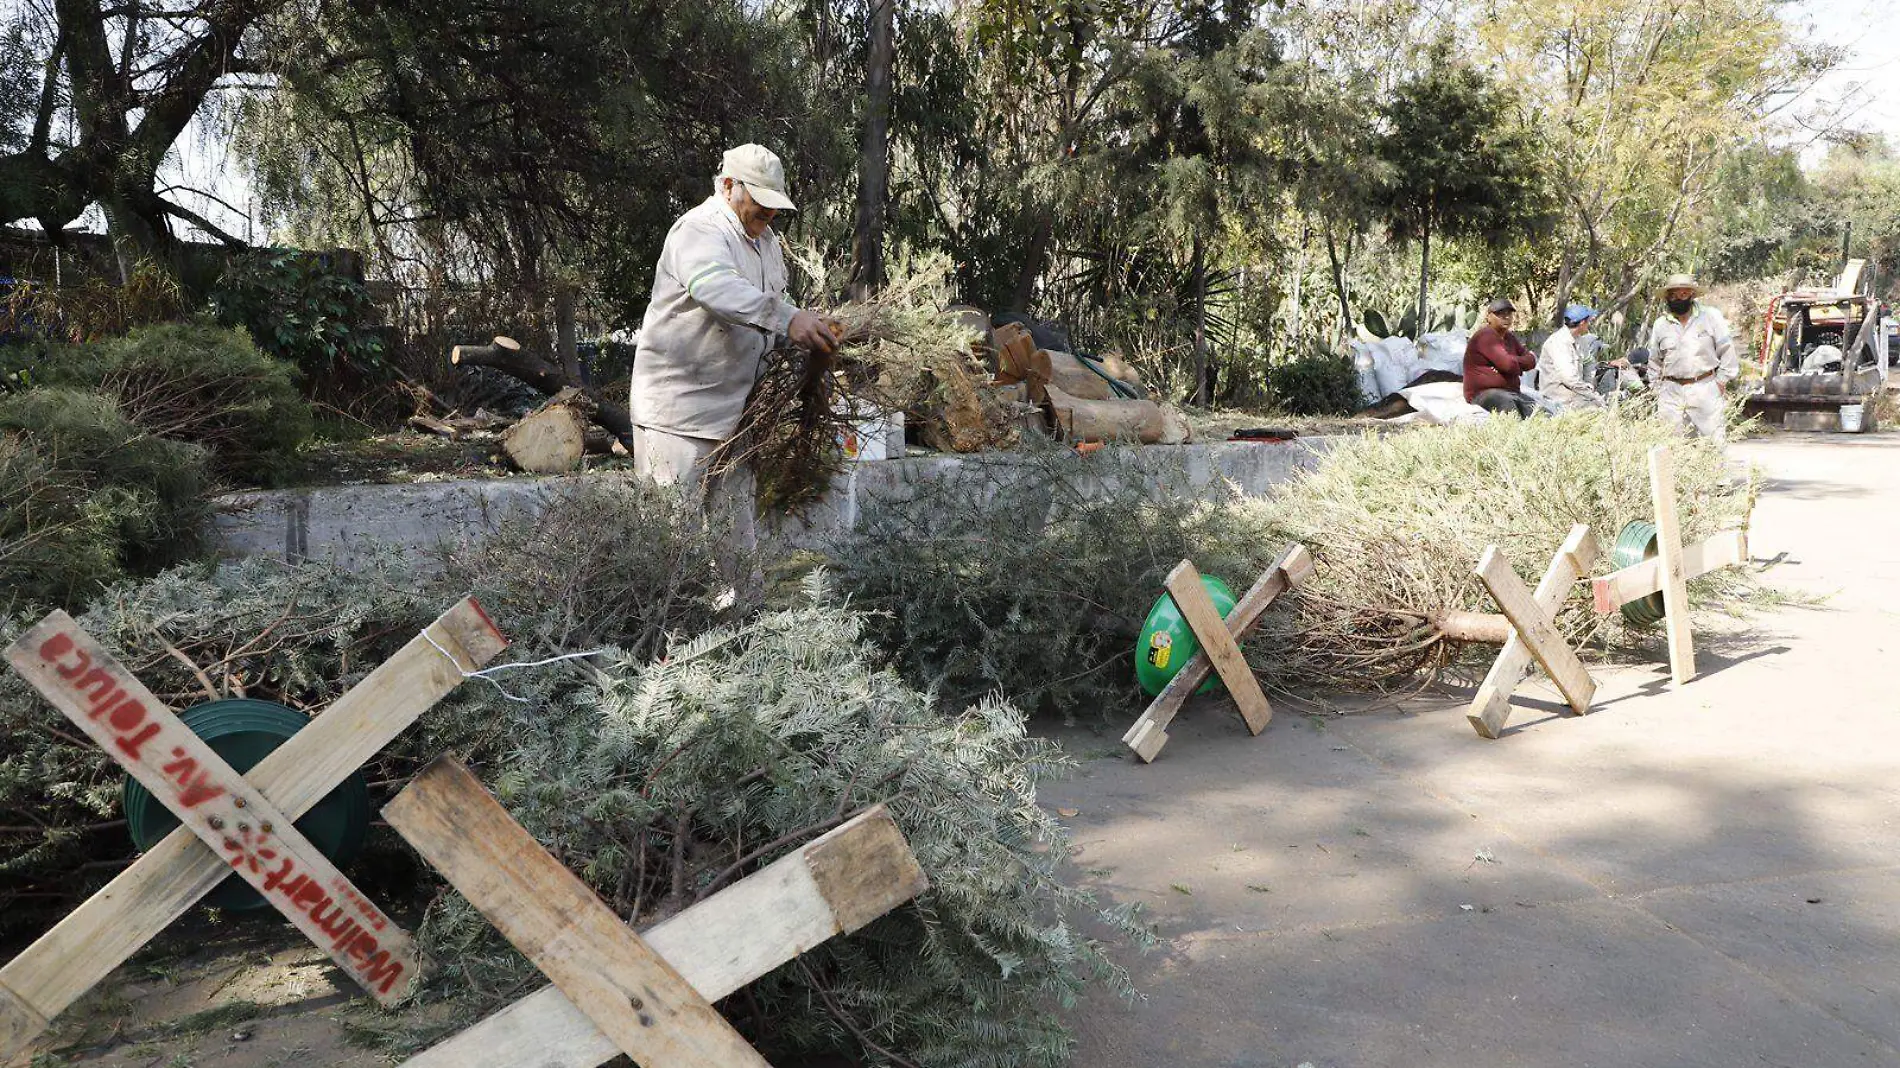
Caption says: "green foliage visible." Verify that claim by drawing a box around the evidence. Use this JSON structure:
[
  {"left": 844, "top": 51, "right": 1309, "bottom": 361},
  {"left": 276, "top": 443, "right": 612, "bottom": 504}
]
[
  {"left": 425, "top": 581, "right": 1145, "bottom": 1066},
  {"left": 207, "top": 251, "right": 388, "bottom": 382},
  {"left": 1, "top": 483, "right": 1141, "bottom": 1064},
  {"left": 1361, "top": 302, "right": 1467, "bottom": 340},
  {"left": 0, "top": 388, "right": 209, "bottom": 610},
  {"left": 1268, "top": 348, "right": 1362, "bottom": 415},
  {"left": 833, "top": 441, "right": 1277, "bottom": 722},
  {"left": 0, "top": 477, "right": 729, "bottom": 944},
  {"left": 29, "top": 323, "right": 314, "bottom": 485},
  {"left": 1373, "top": 42, "right": 1555, "bottom": 255}
]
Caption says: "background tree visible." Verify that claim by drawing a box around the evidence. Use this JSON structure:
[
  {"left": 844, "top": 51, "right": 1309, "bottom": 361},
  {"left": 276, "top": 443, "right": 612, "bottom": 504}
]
[
  {"left": 0, "top": 0, "right": 284, "bottom": 271},
  {"left": 1483, "top": 0, "right": 1842, "bottom": 327},
  {"left": 1373, "top": 45, "right": 1552, "bottom": 331}
]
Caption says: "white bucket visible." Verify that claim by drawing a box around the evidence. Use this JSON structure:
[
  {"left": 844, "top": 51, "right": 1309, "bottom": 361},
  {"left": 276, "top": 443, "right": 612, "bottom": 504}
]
[
  {"left": 839, "top": 408, "right": 904, "bottom": 461},
  {"left": 1840, "top": 403, "right": 1866, "bottom": 433}
]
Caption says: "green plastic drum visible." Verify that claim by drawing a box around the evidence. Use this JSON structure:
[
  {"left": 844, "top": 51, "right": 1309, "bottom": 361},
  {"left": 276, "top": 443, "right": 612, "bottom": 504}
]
[
  {"left": 1613, "top": 520, "right": 1668, "bottom": 626},
  {"left": 122, "top": 698, "right": 371, "bottom": 911},
  {"left": 1135, "top": 575, "right": 1238, "bottom": 697}
]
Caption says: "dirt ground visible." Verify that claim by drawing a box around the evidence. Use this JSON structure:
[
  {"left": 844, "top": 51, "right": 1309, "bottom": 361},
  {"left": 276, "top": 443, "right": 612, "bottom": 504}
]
[{"left": 13, "top": 430, "right": 1894, "bottom": 1068}]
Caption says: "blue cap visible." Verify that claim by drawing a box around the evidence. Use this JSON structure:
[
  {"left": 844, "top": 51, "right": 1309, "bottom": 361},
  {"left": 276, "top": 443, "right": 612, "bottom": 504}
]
[{"left": 1563, "top": 303, "right": 1597, "bottom": 326}]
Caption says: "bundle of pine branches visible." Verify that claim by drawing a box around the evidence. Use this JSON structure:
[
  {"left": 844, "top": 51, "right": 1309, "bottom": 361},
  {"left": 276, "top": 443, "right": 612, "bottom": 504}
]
[
  {"left": 1244, "top": 404, "right": 1758, "bottom": 696},
  {"left": 709, "top": 252, "right": 1010, "bottom": 515}
]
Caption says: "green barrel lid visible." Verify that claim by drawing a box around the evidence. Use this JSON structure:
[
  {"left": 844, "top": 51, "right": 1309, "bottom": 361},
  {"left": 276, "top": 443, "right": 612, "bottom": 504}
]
[
  {"left": 1135, "top": 575, "right": 1239, "bottom": 697},
  {"left": 122, "top": 698, "right": 371, "bottom": 911},
  {"left": 1613, "top": 520, "right": 1668, "bottom": 626}
]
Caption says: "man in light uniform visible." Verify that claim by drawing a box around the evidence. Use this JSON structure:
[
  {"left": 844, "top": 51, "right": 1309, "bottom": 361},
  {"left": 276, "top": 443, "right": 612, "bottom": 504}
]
[
  {"left": 631, "top": 144, "right": 838, "bottom": 602},
  {"left": 1645, "top": 273, "right": 1738, "bottom": 445},
  {"left": 1538, "top": 304, "right": 1603, "bottom": 410}
]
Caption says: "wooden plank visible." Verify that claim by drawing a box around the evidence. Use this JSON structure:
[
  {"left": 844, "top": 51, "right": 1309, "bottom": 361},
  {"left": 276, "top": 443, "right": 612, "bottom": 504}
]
[
  {"left": 4, "top": 614, "right": 419, "bottom": 1007},
  {"left": 0, "top": 598, "right": 506, "bottom": 1060},
  {"left": 1121, "top": 544, "right": 1311, "bottom": 761},
  {"left": 1164, "top": 562, "right": 1275, "bottom": 736},
  {"left": 1467, "top": 526, "right": 1597, "bottom": 739},
  {"left": 0, "top": 979, "right": 47, "bottom": 1059},
  {"left": 384, "top": 757, "right": 773, "bottom": 1068},
  {"left": 1591, "top": 529, "right": 1748, "bottom": 613},
  {"left": 1474, "top": 545, "right": 1596, "bottom": 718},
  {"left": 404, "top": 804, "right": 927, "bottom": 1068},
  {"left": 1650, "top": 445, "right": 1696, "bottom": 685}
]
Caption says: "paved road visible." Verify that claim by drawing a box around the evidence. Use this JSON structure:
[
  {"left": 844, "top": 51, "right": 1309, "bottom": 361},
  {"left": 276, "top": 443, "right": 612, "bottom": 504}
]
[{"left": 1054, "top": 433, "right": 1900, "bottom": 1068}]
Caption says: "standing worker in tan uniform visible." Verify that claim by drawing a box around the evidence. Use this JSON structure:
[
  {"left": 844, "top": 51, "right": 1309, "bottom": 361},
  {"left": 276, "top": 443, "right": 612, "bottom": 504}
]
[
  {"left": 631, "top": 144, "right": 838, "bottom": 604},
  {"left": 1645, "top": 273, "right": 1738, "bottom": 446}
]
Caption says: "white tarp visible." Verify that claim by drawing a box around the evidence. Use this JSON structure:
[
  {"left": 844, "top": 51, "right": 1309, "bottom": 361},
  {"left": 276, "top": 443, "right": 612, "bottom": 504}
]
[{"left": 1398, "top": 380, "right": 1490, "bottom": 426}]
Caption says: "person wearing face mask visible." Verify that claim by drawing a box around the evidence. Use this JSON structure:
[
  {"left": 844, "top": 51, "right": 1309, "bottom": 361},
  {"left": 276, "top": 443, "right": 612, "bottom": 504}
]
[
  {"left": 631, "top": 143, "right": 840, "bottom": 605},
  {"left": 1644, "top": 274, "right": 1738, "bottom": 446},
  {"left": 1463, "top": 297, "right": 1538, "bottom": 417}
]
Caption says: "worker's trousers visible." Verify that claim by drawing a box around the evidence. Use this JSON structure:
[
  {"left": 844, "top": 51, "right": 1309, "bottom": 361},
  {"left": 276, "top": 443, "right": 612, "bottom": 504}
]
[
  {"left": 1655, "top": 378, "right": 1727, "bottom": 447},
  {"left": 633, "top": 426, "right": 762, "bottom": 610}
]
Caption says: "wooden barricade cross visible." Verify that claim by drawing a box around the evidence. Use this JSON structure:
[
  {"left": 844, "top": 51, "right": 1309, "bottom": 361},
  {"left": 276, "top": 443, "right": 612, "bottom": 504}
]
[
  {"left": 1588, "top": 445, "right": 1749, "bottom": 687},
  {"left": 0, "top": 599, "right": 509, "bottom": 1062},
  {"left": 385, "top": 757, "right": 930, "bottom": 1068},
  {"left": 1123, "top": 544, "right": 1314, "bottom": 763},
  {"left": 1465, "top": 524, "right": 1600, "bottom": 739}
]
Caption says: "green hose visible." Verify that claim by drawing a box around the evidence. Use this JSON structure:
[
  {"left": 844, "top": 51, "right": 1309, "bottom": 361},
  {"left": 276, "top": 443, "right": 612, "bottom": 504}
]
[
  {"left": 1076, "top": 353, "right": 1143, "bottom": 399},
  {"left": 1613, "top": 520, "right": 1667, "bottom": 626}
]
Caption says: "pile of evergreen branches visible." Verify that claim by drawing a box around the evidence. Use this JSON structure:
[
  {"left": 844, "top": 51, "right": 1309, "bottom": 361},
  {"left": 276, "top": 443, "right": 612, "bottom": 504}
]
[{"left": 1, "top": 478, "right": 1140, "bottom": 1067}]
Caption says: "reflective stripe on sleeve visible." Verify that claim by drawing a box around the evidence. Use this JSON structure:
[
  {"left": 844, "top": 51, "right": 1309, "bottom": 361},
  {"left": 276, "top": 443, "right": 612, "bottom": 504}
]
[{"left": 685, "top": 263, "right": 736, "bottom": 297}]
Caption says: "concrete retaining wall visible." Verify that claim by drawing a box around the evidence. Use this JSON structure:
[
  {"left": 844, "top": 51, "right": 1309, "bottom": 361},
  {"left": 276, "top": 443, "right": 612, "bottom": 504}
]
[{"left": 212, "top": 437, "right": 1345, "bottom": 568}]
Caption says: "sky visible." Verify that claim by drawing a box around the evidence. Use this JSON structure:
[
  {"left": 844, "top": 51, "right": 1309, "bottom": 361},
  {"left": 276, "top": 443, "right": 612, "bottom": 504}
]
[{"left": 95, "top": 0, "right": 1900, "bottom": 243}]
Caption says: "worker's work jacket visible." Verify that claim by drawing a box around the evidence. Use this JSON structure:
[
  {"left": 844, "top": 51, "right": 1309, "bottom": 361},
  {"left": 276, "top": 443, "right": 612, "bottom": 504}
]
[
  {"left": 1463, "top": 326, "right": 1536, "bottom": 403},
  {"left": 631, "top": 196, "right": 801, "bottom": 440},
  {"left": 1646, "top": 305, "right": 1739, "bottom": 387},
  {"left": 1537, "top": 327, "right": 1601, "bottom": 409}
]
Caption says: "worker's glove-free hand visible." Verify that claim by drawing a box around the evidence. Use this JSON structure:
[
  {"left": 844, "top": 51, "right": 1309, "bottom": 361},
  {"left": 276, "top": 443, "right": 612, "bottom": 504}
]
[{"left": 789, "top": 310, "right": 840, "bottom": 355}]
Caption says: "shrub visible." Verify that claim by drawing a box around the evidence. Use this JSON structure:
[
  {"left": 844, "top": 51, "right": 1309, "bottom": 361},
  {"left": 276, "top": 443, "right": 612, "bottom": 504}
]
[
  {"left": 0, "top": 388, "right": 209, "bottom": 609},
  {"left": 833, "top": 441, "right": 1278, "bottom": 722},
  {"left": 31, "top": 323, "right": 314, "bottom": 484},
  {"left": 1268, "top": 348, "right": 1364, "bottom": 415},
  {"left": 208, "top": 250, "right": 389, "bottom": 382},
  {"left": 0, "top": 259, "right": 188, "bottom": 343}
]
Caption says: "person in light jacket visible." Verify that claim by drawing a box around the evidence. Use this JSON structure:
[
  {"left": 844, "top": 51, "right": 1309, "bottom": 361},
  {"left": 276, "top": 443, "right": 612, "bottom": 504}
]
[
  {"left": 1644, "top": 274, "right": 1738, "bottom": 445},
  {"left": 631, "top": 144, "right": 838, "bottom": 604},
  {"left": 1539, "top": 304, "right": 1607, "bottom": 410}
]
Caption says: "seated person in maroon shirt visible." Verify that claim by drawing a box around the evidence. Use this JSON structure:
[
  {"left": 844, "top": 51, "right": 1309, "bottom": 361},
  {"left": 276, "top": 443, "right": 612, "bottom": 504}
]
[{"left": 1463, "top": 297, "right": 1537, "bottom": 418}]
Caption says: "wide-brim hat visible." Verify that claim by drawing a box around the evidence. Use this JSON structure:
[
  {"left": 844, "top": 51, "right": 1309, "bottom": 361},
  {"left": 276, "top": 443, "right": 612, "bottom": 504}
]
[
  {"left": 722, "top": 144, "right": 796, "bottom": 211},
  {"left": 1659, "top": 273, "right": 1700, "bottom": 295}
]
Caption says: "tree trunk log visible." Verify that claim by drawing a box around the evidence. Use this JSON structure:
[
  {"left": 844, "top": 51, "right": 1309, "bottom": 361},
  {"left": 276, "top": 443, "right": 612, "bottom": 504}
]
[
  {"left": 1431, "top": 610, "right": 1512, "bottom": 645},
  {"left": 452, "top": 335, "right": 634, "bottom": 446}
]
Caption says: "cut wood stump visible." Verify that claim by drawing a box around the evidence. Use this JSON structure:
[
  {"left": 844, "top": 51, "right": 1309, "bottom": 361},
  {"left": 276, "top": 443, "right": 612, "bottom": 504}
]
[
  {"left": 502, "top": 388, "right": 595, "bottom": 473},
  {"left": 387, "top": 757, "right": 929, "bottom": 1068},
  {"left": 1123, "top": 544, "right": 1315, "bottom": 762},
  {"left": 1465, "top": 525, "right": 1599, "bottom": 739},
  {"left": 1588, "top": 444, "right": 1750, "bottom": 687},
  {"left": 0, "top": 600, "right": 508, "bottom": 1061}
]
